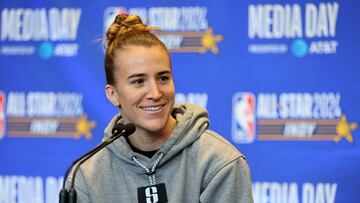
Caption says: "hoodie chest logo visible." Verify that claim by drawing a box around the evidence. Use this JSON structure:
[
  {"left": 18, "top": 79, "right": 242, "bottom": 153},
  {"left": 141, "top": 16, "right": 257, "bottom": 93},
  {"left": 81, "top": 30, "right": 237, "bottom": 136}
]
[{"left": 137, "top": 183, "right": 168, "bottom": 203}]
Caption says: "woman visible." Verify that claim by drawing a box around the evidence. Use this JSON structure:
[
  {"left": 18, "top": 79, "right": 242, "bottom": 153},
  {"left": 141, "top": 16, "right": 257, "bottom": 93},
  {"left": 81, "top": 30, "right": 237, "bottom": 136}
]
[{"left": 71, "top": 14, "right": 254, "bottom": 203}]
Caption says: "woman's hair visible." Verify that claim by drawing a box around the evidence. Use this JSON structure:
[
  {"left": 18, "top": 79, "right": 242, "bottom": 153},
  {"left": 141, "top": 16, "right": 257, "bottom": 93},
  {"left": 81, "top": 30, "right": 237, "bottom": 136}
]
[{"left": 104, "top": 14, "right": 168, "bottom": 85}]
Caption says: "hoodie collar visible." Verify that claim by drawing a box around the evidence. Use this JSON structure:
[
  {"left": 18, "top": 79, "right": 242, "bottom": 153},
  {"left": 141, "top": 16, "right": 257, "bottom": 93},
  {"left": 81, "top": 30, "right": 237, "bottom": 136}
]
[{"left": 103, "top": 104, "right": 210, "bottom": 167}]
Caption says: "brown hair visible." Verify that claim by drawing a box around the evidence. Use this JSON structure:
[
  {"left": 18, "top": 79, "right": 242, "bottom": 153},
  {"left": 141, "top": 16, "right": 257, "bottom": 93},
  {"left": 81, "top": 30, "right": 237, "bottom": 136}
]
[{"left": 104, "top": 14, "right": 168, "bottom": 85}]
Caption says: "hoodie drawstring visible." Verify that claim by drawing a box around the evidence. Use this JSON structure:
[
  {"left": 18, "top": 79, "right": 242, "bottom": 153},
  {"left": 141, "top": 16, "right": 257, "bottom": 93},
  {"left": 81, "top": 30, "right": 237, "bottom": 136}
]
[{"left": 132, "top": 152, "right": 164, "bottom": 186}]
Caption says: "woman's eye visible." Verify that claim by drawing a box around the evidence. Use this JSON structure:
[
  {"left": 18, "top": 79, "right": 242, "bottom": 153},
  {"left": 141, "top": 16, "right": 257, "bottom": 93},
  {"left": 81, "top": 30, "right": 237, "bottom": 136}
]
[
  {"left": 131, "top": 79, "right": 144, "bottom": 85},
  {"left": 159, "top": 76, "right": 169, "bottom": 82}
]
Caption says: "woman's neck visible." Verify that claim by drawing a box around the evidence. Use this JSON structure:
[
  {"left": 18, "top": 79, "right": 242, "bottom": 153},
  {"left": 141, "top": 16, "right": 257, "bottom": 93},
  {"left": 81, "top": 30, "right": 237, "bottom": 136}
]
[{"left": 128, "top": 117, "right": 176, "bottom": 151}]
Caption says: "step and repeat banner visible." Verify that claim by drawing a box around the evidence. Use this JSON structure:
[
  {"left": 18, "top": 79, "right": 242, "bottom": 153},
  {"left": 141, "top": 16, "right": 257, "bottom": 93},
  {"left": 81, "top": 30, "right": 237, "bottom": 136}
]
[{"left": 1, "top": 0, "right": 359, "bottom": 202}]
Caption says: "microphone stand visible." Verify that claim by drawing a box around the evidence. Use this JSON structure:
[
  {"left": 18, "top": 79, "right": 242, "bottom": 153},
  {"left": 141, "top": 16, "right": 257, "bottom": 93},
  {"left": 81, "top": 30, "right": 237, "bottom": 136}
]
[{"left": 59, "top": 123, "right": 135, "bottom": 203}]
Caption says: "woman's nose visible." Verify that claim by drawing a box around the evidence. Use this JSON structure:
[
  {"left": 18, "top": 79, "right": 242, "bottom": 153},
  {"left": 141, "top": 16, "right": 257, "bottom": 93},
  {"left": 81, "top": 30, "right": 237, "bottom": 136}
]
[{"left": 147, "top": 81, "right": 162, "bottom": 100}]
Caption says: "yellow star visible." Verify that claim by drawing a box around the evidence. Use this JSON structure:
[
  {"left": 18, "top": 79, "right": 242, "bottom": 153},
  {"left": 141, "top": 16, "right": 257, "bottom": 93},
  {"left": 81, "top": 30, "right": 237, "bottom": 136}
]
[
  {"left": 73, "top": 114, "right": 96, "bottom": 139},
  {"left": 200, "top": 27, "right": 223, "bottom": 54},
  {"left": 334, "top": 114, "right": 357, "bottom": 143}
]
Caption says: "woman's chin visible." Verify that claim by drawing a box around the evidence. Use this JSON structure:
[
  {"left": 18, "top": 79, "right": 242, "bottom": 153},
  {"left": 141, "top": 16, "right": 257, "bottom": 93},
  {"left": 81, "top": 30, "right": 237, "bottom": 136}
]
[{"left": 137, "top": 121, "right": 167, "bottom": 134}]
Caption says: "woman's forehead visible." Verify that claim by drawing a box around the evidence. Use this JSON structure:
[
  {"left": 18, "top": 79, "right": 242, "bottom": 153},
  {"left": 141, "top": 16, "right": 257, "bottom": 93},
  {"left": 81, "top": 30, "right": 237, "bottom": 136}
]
[{"left": 113, "top": 46, "right": 171, "bottom": 76}]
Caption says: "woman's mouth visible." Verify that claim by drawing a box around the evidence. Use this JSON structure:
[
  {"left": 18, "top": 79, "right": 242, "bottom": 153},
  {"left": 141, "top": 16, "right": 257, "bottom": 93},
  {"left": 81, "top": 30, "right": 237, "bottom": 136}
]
[{"left": 140, "top": 104, "right": 165, "bottom": 112}]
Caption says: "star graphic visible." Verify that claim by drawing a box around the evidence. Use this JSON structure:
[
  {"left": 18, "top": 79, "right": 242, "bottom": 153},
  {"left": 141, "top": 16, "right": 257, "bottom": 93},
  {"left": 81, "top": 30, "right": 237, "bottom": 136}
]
[
  {"left": 334, "top": 114, "right": 357, "bottom": 143},
  {"left": 200, "top": 27, "right": 223, "bottom": 54},
  {"left": 73, "top": 114, "right": 96, "bottom": 139}
]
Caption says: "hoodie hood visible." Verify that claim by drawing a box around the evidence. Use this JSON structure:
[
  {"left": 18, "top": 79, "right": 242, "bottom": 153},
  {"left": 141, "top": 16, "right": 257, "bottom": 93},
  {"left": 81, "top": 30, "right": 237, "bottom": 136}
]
[{"left": 103, "top": 104, "right": 209, "bottom": 167}]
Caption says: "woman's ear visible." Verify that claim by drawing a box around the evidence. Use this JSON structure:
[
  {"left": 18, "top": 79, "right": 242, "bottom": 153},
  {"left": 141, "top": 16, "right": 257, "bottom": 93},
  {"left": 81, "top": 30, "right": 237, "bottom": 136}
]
[{"left": 105, "top": 84, "right": 120, "bottom": 107}]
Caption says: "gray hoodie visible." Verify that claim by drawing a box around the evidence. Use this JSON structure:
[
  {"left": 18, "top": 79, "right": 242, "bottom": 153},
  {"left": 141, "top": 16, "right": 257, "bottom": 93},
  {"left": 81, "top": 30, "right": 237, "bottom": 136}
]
[{"left": 68, "top": 104, "right": 254, "bottom": 202}]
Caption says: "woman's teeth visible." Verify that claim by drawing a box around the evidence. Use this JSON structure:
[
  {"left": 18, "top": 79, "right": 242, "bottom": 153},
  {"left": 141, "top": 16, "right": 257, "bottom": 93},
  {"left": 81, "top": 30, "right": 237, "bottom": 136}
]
[{"left": 142, "top": 106, "right": 162, "bottom": 111}]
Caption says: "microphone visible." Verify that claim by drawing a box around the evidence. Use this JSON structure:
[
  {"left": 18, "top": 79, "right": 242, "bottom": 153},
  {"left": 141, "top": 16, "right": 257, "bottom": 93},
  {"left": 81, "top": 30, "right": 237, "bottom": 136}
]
[{"left": 59, "top": 123, "right": 136, "bottom": 203}]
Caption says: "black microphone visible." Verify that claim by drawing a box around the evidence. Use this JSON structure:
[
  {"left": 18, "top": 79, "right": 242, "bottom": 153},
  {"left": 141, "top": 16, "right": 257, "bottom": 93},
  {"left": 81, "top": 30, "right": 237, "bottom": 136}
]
[
  {"left": 59, "top": 123, "right": 136, "bottom": 203},
  {"left": 59, "top": 122, "right": 126, "bottom": 203}
]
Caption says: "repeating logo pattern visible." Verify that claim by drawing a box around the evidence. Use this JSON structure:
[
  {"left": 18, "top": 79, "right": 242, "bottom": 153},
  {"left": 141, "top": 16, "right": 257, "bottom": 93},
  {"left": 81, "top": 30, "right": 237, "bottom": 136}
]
[
  {"left": 247, "top": 2, "right": 339, "bottom": 57},
  {"left": 0, "top": 91, "right": 96, "bottom": 140},
  {"left": 104, "top": 7, "right": 223, "bottom": 54},
  {"left": 232, "top": 92, "right": 358, "bottom": 144}
]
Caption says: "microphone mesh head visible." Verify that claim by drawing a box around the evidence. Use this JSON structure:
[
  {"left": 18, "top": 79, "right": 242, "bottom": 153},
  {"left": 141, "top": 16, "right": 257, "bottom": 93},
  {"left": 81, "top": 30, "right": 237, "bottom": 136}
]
[
  {"left": 111, "top": 123, "right": 125, "bottom": 136},
  {"left": 124, "top": 123, "right": 136, "bottom": 136}
]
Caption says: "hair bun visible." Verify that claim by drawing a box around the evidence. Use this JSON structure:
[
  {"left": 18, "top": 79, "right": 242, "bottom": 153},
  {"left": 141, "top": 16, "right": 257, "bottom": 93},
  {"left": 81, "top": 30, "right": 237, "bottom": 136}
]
[{"left": 105, "top": 14, "right": 156, "bottom": 48}]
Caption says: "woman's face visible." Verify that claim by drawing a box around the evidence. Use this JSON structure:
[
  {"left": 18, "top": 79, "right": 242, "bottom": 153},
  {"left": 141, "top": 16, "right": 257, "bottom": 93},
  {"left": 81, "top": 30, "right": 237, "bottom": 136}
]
[{"left": 106, "top": 45, "right": 175, "bottom": 134}]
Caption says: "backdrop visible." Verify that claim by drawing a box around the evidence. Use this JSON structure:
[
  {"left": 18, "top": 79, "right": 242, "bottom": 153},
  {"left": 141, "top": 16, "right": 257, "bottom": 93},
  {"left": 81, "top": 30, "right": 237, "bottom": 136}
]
[{"left": 1, "top": 0, "right": 359, "bottom": 203}]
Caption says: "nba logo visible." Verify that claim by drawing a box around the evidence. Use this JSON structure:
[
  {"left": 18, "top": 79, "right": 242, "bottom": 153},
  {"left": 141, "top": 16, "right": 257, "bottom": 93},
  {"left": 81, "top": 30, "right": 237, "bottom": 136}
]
[
  {"left": 0, "top": 91, "right": 5, "bottom": 139},
  {"left": 232, "top": 92, "right": 256, "bottom": 144}
]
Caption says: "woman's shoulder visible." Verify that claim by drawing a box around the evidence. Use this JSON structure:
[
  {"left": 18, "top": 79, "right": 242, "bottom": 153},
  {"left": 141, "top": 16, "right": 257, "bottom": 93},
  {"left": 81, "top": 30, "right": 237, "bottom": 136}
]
[
  {"left": 200, "top": 129, "right": 244, "bottom": 156},
  {"left": 194, "top": 129, "right": 247, "bottom": 170}
]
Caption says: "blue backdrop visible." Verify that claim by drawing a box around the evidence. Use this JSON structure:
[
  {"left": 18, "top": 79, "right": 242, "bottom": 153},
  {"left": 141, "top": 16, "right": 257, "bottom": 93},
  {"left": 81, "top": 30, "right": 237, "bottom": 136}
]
[{"left": 1, "top": 0, "right": 359, "bottom": 202}]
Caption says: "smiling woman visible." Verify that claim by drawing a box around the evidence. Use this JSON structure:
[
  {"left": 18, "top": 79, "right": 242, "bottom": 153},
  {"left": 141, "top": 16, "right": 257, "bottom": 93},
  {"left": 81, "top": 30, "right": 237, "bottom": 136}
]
[
  {"left": 106, "top": 45, "right": 176, "bottom": 150},
  {"left": 66, "top": 14, "right": 254, "bottom": 203}
]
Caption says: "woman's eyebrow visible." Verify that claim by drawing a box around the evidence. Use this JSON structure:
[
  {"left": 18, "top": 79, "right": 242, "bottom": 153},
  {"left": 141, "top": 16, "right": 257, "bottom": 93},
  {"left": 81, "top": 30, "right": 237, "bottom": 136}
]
[
  {"left": 127, "top": 73, "right": 146, "bottom": 80},
  {"left": 158, "top": 70, "right": 171, "bottom": 75}
]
